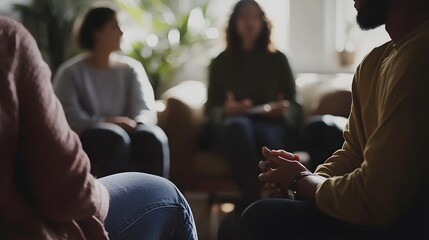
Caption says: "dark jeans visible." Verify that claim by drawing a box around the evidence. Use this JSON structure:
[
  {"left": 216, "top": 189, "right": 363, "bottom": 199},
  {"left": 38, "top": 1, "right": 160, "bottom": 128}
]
[
  {"left": 100, "top": 172, "right": 197, "bottom": 240},
  {"left": 240, "top": 198, "right": 429, "bottom": 240},
  {"left": 215, "top": 116, "right": 290, "bottom": 213},
  {"left": 300, "top": 115, "right": 346, "bottom": 171},
  {"left": 81, "top": 123, "right": 169, "bottom": 178}
]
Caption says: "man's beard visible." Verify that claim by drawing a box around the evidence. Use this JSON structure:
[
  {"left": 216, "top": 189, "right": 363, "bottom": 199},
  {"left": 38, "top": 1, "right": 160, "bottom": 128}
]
[{"left": 356, "top": 0, "right": 389, "bottom": 30}]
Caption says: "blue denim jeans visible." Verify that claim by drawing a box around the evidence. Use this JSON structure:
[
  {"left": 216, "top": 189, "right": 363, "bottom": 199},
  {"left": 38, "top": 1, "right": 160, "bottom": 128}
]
[{"left": 99, "top": 173, "right": 198, "bottom": 240}]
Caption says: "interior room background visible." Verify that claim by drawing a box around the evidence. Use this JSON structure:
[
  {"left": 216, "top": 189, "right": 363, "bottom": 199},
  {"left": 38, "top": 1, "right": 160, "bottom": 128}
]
[{"left": 0, "top": 0, "right": 389, "bottom": 96}]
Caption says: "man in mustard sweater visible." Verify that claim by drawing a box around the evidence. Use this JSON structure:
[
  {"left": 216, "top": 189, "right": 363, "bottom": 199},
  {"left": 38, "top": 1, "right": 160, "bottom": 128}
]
[{"left": 241, "top": 0, "right": 429, "bottom": 238}]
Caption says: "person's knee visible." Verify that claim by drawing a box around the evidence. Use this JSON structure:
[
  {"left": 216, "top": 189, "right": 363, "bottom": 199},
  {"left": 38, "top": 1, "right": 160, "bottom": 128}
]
[
  {"left": 142, "top": 173, "right": 179, "bottom": 198},
  {"left": 100, "top": 173, "right": 196, "bottom": 239},
  {"left": 241, "top": 199, "right": 297, "bottom": 230},
  {"left": 81, "top": 122, "right": 130, "bottom": 147},
  {"left": 239, "top": 200, "right": 273, "bottom": 240},
  {"left": 134, "top": 124, "right": 168, "bottom": 145},
  {"left": 126, "top": 173, "right": 196, "bottom": 236},
  {"left": 105, "top": 172, "right": 186, "bottom": 206},
  {"left": 131, "top": 125, "right": 170, "bottom": 177},
  {"left": 240, "top": 200, "right": 268, "bottom": 225}
]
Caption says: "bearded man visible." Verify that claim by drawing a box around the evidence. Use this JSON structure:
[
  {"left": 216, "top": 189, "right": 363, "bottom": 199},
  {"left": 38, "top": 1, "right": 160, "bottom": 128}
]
[{"left": 240, "top": 0, "right": 429, "bottom": 239}]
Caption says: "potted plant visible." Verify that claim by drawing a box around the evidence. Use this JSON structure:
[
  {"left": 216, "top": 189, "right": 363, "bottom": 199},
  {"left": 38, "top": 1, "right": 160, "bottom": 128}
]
[
  {"left": 115, "top": 0, "right": 217, "bottom": 97},
  {"left": 13, "top": 0, "right": 89, "bottom": 73}
]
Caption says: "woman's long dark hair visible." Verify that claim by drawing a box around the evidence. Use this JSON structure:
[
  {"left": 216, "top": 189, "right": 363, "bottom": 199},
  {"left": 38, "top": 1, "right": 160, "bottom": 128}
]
[{"left": 226, "top": 0, "right": 274, "bottom": 53}]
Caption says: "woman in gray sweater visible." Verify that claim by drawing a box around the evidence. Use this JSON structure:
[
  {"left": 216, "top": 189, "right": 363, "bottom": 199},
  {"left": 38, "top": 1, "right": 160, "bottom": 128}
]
[{"left": 54, "top": 6, "right": 169, "bottom": 178}]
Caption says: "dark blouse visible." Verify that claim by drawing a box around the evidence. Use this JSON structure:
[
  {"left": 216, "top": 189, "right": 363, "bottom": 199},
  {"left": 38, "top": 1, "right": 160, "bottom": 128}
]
[{"left": 206, "top": 49, "right": 302, "bottom": 129}]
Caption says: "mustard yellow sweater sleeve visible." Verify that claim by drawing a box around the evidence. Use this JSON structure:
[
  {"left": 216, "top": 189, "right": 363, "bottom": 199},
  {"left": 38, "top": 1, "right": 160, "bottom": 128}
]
[
  {"left": 314, "top": 30, "right": 429, "bottom": 226},
  {"left": 315, "top": 71, "right": 365, "bottom": 178}
]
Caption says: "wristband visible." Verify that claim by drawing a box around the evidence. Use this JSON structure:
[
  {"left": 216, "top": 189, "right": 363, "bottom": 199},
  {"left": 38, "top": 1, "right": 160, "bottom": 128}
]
[{"left": 289, "top": 171, "right": 314, "bottom": 200}]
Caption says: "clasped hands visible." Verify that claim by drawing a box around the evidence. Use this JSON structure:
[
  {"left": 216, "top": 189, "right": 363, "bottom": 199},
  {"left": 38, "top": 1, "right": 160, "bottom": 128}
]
[
  {"left": 105, "top": 116, "right": 137, "bottom": 132},
  {"left": 259, "top": 146, "right": 311, "bottom": 198}
]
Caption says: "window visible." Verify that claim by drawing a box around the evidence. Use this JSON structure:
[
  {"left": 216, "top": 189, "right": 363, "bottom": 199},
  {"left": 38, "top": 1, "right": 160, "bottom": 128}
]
[
  {"left": 335, "top": 0, "right": 390, "bottom": 69},
  {"left": 288, "top": 0, "right": 390, "bottom": 73}
]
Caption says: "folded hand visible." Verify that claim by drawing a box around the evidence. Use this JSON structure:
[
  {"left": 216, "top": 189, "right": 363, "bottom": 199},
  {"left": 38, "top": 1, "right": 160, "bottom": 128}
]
[
  {"left": 104, "top": 116, "right": 137, "bottom": 132},
  {"left": 224, "top": 92, "right": 253, "bottom": 116},
  {"left": 259, "top": 147, "right": 308, "bottom": 196}
]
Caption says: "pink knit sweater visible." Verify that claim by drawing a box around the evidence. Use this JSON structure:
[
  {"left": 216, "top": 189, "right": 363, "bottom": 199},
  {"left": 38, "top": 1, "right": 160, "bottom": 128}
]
[{"left": 0, "top": 17, "right": 109, "bottom": 239}]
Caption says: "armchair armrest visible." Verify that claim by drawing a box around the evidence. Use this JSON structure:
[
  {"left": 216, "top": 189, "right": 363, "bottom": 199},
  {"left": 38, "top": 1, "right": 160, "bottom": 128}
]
[{"left": 160, "top": 98, "right": 203, "bottom": 190}]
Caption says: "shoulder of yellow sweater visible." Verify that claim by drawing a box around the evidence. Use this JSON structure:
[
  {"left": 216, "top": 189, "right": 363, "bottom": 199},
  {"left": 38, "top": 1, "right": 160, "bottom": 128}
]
[
  {"left": 354, "top": 41, "right": 393, "bottom": 84},
  {"left": 391, "top": 33, "right": 429, "bottom": 95},
  {"left": 360, "top": 41, "right": 393, "bottom": 68},
  {"left": 395, "top": 26, "right": 429, "bottom": 69}
]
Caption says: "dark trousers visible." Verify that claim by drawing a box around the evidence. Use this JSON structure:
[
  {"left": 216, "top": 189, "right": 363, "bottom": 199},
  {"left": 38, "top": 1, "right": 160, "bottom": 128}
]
[
  {"left": 240, "top": 198, "right": 429, "bottom": 240},
  {"left": 215, "top": 116, "right": 290, "bottom": 213},
  {"left": 80, "top": 123, "right": 169, "bottom": 178},
  {"left": 300, "top": 115, "right": 346, "bottom": 171}
]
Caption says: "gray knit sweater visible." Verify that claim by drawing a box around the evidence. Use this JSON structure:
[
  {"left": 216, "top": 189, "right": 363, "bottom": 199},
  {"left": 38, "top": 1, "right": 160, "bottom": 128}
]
[{"left": 53, "top": 54, "right": 156, "bottom": 134}]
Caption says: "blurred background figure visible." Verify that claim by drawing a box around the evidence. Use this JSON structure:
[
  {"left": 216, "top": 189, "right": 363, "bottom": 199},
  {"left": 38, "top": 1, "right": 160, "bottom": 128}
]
[
  {"left": 205, "top": 0, "right": 302, "bottom": 218},
  {"left": 54, "top": 5, "right": 169, "bottom": 178}
]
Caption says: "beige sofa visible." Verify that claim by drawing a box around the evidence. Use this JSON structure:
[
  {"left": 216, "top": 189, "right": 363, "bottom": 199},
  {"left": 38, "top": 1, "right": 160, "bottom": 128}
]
[{"left": 156, "top": 74, "right": 353, "bottom": 193}]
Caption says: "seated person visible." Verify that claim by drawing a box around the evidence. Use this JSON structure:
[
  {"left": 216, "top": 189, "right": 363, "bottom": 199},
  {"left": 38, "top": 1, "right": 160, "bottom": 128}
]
[
  {"left": 205, "top": 0, "right": 302, "bottom": 214},
  {"left": 241, "top": 0, "right": 429, "bottom": 239},
  {"left": 0, "top": 16, "right": 197, "bottom": 240},
  {"left": 54, "top": 5, "right": 169, "bottom": 178}
]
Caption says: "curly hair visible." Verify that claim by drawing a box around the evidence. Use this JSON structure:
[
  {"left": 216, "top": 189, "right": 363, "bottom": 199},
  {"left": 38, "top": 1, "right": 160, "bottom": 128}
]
[{"left": 226, "top": 0, "right": 275, "bottom": 53}]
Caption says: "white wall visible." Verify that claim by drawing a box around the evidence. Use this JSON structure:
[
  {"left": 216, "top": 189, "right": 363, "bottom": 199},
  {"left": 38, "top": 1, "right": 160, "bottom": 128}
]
[
  {"left": 288, "top": 0, "right": 390, "bottom": 73},
  {"left": 289, "top": 0, "right": 333, "bottom": 73}
]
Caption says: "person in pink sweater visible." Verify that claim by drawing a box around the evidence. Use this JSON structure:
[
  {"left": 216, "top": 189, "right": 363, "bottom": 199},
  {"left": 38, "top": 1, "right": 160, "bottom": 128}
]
[{"left": 0, "top": 16, "right": 197, "bottom": 240}]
